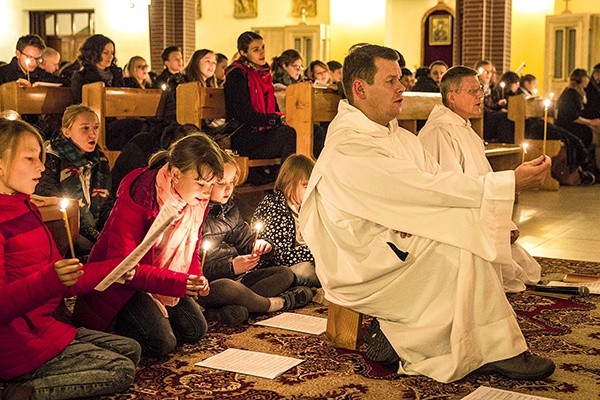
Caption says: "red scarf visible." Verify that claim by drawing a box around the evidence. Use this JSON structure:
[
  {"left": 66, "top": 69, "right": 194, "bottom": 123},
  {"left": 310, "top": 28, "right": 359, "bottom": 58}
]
[{"left": 226, "top": 58, "right": 278, "bottom": 115}]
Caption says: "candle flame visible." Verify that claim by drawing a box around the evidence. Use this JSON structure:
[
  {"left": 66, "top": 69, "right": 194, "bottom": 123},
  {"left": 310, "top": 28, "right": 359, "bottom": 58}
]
[
  {"left": 532, "top": 88, "right": 538, "bottom": 95},
  {"left": 477, "top": 67, "right": 484, "bottom": 75},
  {"left": 25, "top": 58, "right": 30, "bottom": 66},
  {"left": 543, "top": 99, "right": 551, "bottom": 108},
  {"left": 202, "top": 240, "right": 211, "bottom": 251},
  {"left": 522, "top": 143, "right": 528, "bottom": 151},
  {"left": 499, "top": 81, "right": 505, "bottom": 88},
  {"left": 254, "top": 222, "right": 263, "bottom": 232},
  {"left": 59, "top": 198, "right": 69, "bottom": 211},
  {"left": 549, "top": 92, "right": 555, "bottom": 99},
  {"left": 161, "top": 83, "right": 167, "bottom": 91}
]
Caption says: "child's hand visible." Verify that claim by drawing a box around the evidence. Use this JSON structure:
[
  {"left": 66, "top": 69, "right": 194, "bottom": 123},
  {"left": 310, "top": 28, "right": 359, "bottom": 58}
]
[
  {"left": 187, "top": 275, "right": 210, "bottom": 298},
  {"left": 252, "top": 239, "right": 272, "bottom": 256},
  {"left": 54, "top": 258, "right": 83, "bottom": 287},
  {"left": 232, "top": 254, "right": 260, "bottom": 275}
]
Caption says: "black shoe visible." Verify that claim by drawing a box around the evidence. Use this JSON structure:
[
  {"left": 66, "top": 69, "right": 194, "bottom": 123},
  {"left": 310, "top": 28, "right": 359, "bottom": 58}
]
[
  {"left": 364, "top": 318, "right": 400, "bottom": 365},
  {"left": 476, "top": 351, "right": 555, "bottom": 380},
  {"left": 281, "top": 286, "right": 314, "bottom": 310},
  {"left": 204, "top": 305, "right": 249, "bottom": 327}
]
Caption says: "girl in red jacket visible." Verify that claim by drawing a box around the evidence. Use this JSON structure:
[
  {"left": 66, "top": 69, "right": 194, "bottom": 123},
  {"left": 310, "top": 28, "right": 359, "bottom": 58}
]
[
  {"left": 74, "top": 133, "right": 224, "bottom": 357},
  {"left": 0, "top": 118, "right": 140, "bottom": 399}
]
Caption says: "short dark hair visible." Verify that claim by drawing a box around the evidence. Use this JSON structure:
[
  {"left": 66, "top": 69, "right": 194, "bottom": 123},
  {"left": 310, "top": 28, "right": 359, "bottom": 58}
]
[
  {"left": 592, "top": 63, "right": 600, "bottom": 73},
  {"left": 499, "top": 71, "right": 520, "bottom": 86},
  {"left": 161, "top": 46, "right": 181, "bottom": 62},
  {"left": 16, "top": 34, "right": 46, "bottom": 52},
  {"left": 440, "top": 66, "right": 478, "bottom": 106},
  {"left": 216, "top": 53, "right": 228, "bottom": 64},
  {"left": 327, "top": 60, "right": 342, "bottom": 71},
  {"left": 520, "top": 74, "right": 536, "bottom": 87},
  {"left": 400, "top": 67, "right": 413, "bottom": 77},
  {"left": 429, "top": 60, "right": 448, "bottom": 70},
  {"left": 342, "top": 45, "right": 398, "bottom": 104},
  {"left": 237, "top": 31, "right": 262, "bottom": 53},
  {"left": 570, "top": 68, "right": 589, "bottom": 85}
]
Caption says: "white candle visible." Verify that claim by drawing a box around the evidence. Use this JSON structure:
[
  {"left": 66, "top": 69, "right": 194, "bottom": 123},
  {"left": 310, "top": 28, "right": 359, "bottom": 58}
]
[
  {"left": 59, "top": 198, "right": 76, "bottom": 258},
  {"left": 252, "top": 222, "right": 263, "bottom": 254},
  {"left": 521, "top": 142, "right": 528, "bottom": 163},
  {"left": 200, "top": 240, "right": 211, "bottom": 273},
  {"left": 543, "top": 99, "right": 551, "bottom": 156},
  {"left": 500, "top": 81, "right": 505, "bottom": 98},
  {"left": 24, "top": 58, "right": 31, "bottom": 82}
]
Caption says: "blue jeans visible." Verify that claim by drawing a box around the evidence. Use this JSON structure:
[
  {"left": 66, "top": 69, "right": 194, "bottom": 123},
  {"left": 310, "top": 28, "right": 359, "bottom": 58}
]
[
  {"left": 290, "top": 261, "right": 321, "bottom": 288},
  {"left": 14, "top": 327, "right": 140, "bottom": 400},
  {"left": 114, "top": 290, "right": 207, "bottom": 358}
]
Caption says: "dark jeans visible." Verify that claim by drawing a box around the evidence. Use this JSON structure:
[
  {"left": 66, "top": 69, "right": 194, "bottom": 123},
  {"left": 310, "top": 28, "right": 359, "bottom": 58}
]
[
  {"left": 13, "top": 327, "right": 140, "bottom": 400},
  {"left": 114, "top": 291, "right": 207, "bottom": 358}
]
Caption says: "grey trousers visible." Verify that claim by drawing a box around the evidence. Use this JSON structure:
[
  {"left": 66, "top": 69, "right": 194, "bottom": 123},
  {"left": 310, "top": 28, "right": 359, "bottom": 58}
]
[{"left": 15, "top": 327, "right": 141, "bottom": 400}]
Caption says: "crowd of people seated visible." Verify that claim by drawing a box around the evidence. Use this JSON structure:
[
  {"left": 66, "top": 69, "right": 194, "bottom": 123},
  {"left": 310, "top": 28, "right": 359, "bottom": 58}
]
[{"left": 1, "top": 30, "right": 599, "bottom": 399}]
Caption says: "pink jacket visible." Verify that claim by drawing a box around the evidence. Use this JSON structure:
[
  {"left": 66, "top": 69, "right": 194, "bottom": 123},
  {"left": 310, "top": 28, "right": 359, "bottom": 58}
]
[
  {"left": 0, "top": 193, "right": 120, "bottom": 379},
  {"left": 74, "top": 167, "right": 203, "bottom": 331}
]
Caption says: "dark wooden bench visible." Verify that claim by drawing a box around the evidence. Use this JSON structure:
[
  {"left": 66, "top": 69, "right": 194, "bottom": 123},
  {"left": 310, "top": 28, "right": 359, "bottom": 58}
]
[
  {"left": 0, "top": 81, "right": 72, "bottom": 120},
  {"left": 34, "top": 196, "right": 79, "bottom": 258},
  {"left": 82, "top": 82, "right": 164, "bottom": 168}
]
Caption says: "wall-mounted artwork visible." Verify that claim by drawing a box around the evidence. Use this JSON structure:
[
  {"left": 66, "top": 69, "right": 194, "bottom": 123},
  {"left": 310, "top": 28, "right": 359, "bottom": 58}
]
[
  {"left": 234, "top": 0, "right": 258, "bottom": 18},
  {"left": 428, "top": 14, "right": 451, "bottom": 46},
  {"left": 291, "top": 0, "right": 317, "bottom": 18}
]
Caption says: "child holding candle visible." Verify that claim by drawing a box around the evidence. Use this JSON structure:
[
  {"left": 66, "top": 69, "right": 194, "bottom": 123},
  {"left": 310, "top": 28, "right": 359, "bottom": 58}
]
[
  {"left": 74, "top": 133, "right": 222, "bottom": 357},
  {"left": 198, "top": 152, "right": 313, "bottom": 326},
  {"left": 252, "top": 154, "right": 320, "bottom": 288},
  {"left": 0, "top": 118, "right": 141, "bottom": 399},
  {"left": 35, "top": 105, "right": 111, "bottom": 258}
]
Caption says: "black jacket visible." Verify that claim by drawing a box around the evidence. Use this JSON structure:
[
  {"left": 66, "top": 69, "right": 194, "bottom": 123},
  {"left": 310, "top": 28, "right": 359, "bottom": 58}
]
[
  {"left": 71, "top": 64, "right": 124, "bottom": 103},
  {"left": 201, "top": 200, "right": 256, "bottom": 282},
  {"left": 0, "top": 57, "right": 69, "bottom": 85}
]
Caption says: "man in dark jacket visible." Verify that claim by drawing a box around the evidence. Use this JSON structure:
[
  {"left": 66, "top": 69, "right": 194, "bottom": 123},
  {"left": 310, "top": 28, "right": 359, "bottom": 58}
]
[
  {"left": 0, "top": 34, "right": 69, "bottom": 86},
  {"left": 153, "top": 46, "right": 184, "bottom": 89}
]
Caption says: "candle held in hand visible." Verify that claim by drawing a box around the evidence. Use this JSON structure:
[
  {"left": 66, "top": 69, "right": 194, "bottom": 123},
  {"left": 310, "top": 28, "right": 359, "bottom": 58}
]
[
  {"left": 542, "top": 99, "right": 551, "bottom": 156},
  {"left": 24, "top": 58, "right": 31, "bottom": 83},
  {"left": 200, "top": 240, "right": 211, "bottom": 273},
  {"left": 521, "top": 142, "right": 528, "bottom": 163},
  {"left": 500, "top": 81, "right": 505, "bottom": 98},
  {"left": 252, "top": 221, "right": 263, "bottom": 255},
  {"left": 59, "top": 198, "right": 76, "bottom": 258}
]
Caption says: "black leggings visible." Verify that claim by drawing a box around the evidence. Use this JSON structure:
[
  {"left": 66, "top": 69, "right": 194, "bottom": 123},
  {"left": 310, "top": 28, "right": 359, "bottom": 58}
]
[{"left": 197, "top": 266, "right": 294, "bottom": 313}]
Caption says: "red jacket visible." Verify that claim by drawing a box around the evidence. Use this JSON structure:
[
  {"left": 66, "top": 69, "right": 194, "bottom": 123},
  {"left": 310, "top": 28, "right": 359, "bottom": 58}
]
[
  {"left": 0, "top": 193, "right": 119, "bottom": 379},
  {"left": 74, "top": 167, "right": 203, "bottom": 331}
]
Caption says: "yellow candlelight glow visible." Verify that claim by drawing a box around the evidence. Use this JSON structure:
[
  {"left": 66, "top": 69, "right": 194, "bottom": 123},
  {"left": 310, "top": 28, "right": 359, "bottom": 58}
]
[
  {"left": 542, "top": 99, "right": 551, "bottom": 156},
  {"left": 521, "top": 142, "right": 528, "bottom": 163},
  {"left": 252, "top": 222, "right": 263, "bottom": 254},
  {"left": 200, "top": 240, "right": 211, "bottom": 272},
  {"left": 59, "top": 198, "right": 76, "bottom": 258},
  {"left": 24, "top": 58, "right": 31, "bottom": 82},
  {"left": 500, "top": 81, "right": 505, "bottom": 98}
]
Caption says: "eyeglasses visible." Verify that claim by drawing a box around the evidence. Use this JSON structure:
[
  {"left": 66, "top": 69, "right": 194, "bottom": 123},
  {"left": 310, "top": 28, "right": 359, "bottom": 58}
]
[
  {"left": 136, "top": 64, "right": 149, "bottom": 70},
  {"left": 21, "top": 51, "right": 43, "bottom": 64},
  {"left": 457, "top": 86, "right": 484, "bottom": 96},
  {"left": 291, "top": 64, "right": 304, "bottom": 71}
]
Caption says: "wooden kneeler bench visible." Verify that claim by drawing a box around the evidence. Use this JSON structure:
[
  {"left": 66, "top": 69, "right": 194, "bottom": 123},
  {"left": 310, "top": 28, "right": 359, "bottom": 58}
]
[{"left": 326, "top": 302, "right": 364, "bottom": 350}]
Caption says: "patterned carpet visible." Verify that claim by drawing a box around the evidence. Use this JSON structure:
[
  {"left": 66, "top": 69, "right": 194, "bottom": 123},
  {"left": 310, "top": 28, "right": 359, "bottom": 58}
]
[{"left": 92, "top": 257, "right": 600, "bottom": 400}]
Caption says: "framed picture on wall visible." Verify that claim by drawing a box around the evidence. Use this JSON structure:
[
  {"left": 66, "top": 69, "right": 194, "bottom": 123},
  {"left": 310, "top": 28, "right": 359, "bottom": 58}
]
[
  {"left": 291, "top": 0, "right": 317, "bottom": 17},
  {"left": 234, "top": 0, "right": 258, "bottom": 18},
  {"left": 428, "top": 14, "right": 451, "bottom": 46}
]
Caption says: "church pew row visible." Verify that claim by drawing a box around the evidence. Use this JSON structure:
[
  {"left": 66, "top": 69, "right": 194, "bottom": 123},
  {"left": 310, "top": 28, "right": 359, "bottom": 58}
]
[
  {"left": 0, "top": 81, "right": 73, "bottom": 116},
  {"left": 35, "top": 196, "right": 79, "bottom": 258},
  {"left": 507, "top": 95, "right": 562, "bottom": 190},
  {"left": 81, "top": 82, "right": 165, "bottom": 168}
]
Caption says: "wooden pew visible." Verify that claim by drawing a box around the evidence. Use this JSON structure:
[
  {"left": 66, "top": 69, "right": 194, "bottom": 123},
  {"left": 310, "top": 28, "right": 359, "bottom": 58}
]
[
  {"left": 507, "top": 95, "right": 562, "bottom": 190},
  {"left": 82, "top": 82, "right": 164, "bottom": 167},
  {"left": 34, "top": 196, "right": 79, "bottom": 258},
  {"left": 0, "top": 81, "right": 72, "bottom": 116}
]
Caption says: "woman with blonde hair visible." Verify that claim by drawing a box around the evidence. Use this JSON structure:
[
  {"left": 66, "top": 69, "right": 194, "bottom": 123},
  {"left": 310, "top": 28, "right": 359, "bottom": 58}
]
[{"left": 124, "top": 56, "right": 152, "bottom": 88}]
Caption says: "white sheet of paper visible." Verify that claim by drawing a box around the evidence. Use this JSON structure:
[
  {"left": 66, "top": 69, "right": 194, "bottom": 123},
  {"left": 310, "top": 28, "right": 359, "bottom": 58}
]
[
  {"left": 94, "top": 204, "right": 178, "bottom": 291},
  {"left": 254, "top": 312, "right": 327, "bottom": 335},
  {"left": 461, "top": 386, "right": 556, "bottom": 400},
  {"left": 195, "top": 348, "right": 303, "bottom": 379},
  {"left": 546, "top": 280, "right": 600, "bottom": 295},
  {"left": 31, "top": 81, "right": 62, "bottom": 87}
]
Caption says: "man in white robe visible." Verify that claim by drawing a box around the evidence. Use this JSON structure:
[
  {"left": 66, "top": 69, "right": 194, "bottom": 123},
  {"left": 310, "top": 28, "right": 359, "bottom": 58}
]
[
  {"left": 299, "top": 45, "right": 554, "bottom": 383},
  {"left": 418, "top": 66, "right": 541, "bottom": 293}
]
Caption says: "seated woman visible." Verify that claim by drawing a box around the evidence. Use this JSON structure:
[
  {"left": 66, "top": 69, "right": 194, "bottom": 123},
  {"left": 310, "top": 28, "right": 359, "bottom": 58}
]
[
  {"left": 198, "top": 152, "right": 313, "bottom": 326},
  {"left": 123, "top": 56, "right": 152, "bottom": 88},
  {"left": 308, "top": 60, "right": 337, "bottom": 89},
  {"left": 74, "top": 134, "right": 223, "bottom": 357},
  {"left": 35, "top": 105, "right": 111, "bottom": 257},
  {"left": 0, "top": 118, "right": 140, "bottom": 399},
  {"left": 272, "top": 49, "right": 305, "bottom": 87},
  {"left": 252, "top": 154, "right": 320, "bottom": 288},
  {"left": 71, "top": 34, "right": 124, "bottom": 104},
  {"left": 224, "top": 31, "right": 297, "bottom": 184}
]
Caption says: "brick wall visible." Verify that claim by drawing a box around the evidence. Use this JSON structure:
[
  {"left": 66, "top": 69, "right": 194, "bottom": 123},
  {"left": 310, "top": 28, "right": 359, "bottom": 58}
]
[
  {"left": 149, "top": 0, "right": 196, "bottom": 72},
  {"left": 455, "top": 0, "right": 511, "bottom": 74}
]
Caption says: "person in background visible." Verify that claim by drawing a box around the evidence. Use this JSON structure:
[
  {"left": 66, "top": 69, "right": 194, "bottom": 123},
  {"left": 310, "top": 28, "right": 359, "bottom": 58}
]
[
  {"left": 153, "top": 46, "right": 184, "bottom": 89},
  {"left": 308, "top": 60, "right": 337, "bottom": 88},
  {"left": 327, "top": 60, "right": 343, "bottom": 84},
  {"left": 39, "top": 47, "right": 61, "bottom": 75},
  {"left": 123, "top": 56, "right": 152, "bottom": 89},
  {"left": 252, "top": 154, "right": 320, "bottom": 288},
  {"left": 400, "top": 68, "right": 415, "bottom": 91},
  {"left": 71, "top": 34, "right": 124, "bottom": 103},
  {"left": 35, "top": 105, "right": 111, "bottom": 257},
  {"left": 583, "top": 63, "right": 600, "bottom": 120},
  {"left": 223, "top": 31, "right": 296, "bottom": 184},
  {"left": 74, "top": 134, "right": 223, "bottom": 358},
  {"left": 0, "top": 34, "right": 68, "bottom": 86},
  {"left": 198, "top": 151, "right": 313, "bottom": 326},
  {"left": 419, "top": 66, "right": 542, "bottom": 293},
  {"left": 411, "top": 60, "right": 447, "bottom": 92},
  {"left": 272, "top": 49, "right": 305, "bottom": 86},
  {"left": 519, "top": 74, "right": 538, "bottom": 98},
  {"left": 215, "top": 53, "right": 229, "bottom": 87},
  {"left": 0, "top": 118, "right": 140, "bottom": 400}
]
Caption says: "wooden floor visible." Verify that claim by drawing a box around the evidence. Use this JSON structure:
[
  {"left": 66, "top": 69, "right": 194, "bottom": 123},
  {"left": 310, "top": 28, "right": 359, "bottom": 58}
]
[{"left": 515, "top": 185, "right": 600, "bottom": 262}]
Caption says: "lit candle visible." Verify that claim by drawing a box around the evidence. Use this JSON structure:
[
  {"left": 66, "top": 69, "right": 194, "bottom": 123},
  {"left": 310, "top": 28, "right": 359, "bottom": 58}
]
[
  {"left": 251, "top": 221, "right": 263, "bottom": 254},
  {"left": 477, "top": 67, "right": 484, "bottom": 76},
  {"left": 549, "top": 92, "right": 555, "bottom": 100},
  {"left": 499, "top": 81, "right": 505, "bottom": 98},
  {"left": 532, "top": 88, "right": 538, "bottom": 96},
  {"left": 24, "top": 58, "right": 31, "bottom": 83},
  {"left": 542, "top": 99, "right": 551, "bottom": 156},
  {"left": 161, "top": 83, "right": 167, "bottom": 91},
  {"left": 200, "top": 240, "right": 211, "bottom": 274},
  {"left": 521, "top": 142, "right": 528, "bottom": 163},
  {"left": 59, "top": 198, "right": 76, "bottom": 258}
]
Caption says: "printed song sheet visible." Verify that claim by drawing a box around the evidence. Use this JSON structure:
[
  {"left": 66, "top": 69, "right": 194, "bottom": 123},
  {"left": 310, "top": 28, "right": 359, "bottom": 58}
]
[
  {"left": 195, "top": 348, "right": 303, "bottom": 379},
  {"left": 94, "top": 204, "right": 178, "bottom": 291},
  {"left": 254, "top": 312, "right": 327, "bottom": 335},
  {"left": 461, "top": 386, "right": 556, "bottom": 400}
]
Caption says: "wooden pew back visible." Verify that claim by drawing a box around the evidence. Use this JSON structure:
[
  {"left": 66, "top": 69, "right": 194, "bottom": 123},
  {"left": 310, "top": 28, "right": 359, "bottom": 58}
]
[
  {"left": 0, "top": 81, "right": 72, "bottom": 115},
  {"left": 82, "top": 81, "right": 164, "bottom": 167},
  {"left": 35, "top": 197, "right": 79, "bottom": 258}
]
